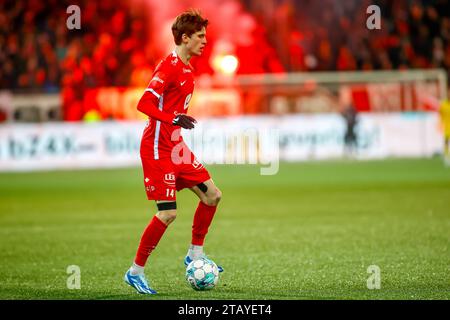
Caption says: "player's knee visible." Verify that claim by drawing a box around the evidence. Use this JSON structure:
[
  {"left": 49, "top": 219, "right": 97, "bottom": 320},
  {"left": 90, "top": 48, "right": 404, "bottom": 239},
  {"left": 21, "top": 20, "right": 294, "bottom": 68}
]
[
  {"left": 156, "top": 210, "right": 177, "bottom": 225},
  {"left": 156, "top": 201, "right": 177, "bottom": 225},
  {"left": 215, "top": 189, "right": 222, "bottom": 204},
  {"left": 205, "top": 188, "right": 222, "bottom": 206}
]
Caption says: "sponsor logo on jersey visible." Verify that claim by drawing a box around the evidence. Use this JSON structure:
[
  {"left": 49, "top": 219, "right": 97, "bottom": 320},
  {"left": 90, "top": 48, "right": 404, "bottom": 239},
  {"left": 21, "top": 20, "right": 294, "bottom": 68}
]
[
  {"left": 192, "top": 159, "right": 204, "bottom": 169},
  {"left": 184, "top": 93, "right": 192, "bottom": 109},
  {"left": 180, "top": 80, "right": 186, "bottom": 86},
  {"left": 183, "top": 68, "right": 192, "bottom": 73},
  {"left": 164, "top": 173, "right": 176, "bottom": 185}
]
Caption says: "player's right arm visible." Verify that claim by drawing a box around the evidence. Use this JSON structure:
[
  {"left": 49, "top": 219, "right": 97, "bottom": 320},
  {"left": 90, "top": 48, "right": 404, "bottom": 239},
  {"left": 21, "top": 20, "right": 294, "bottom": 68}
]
[
  {"left": 137, "top": 69, "right": 176, "bottom": 124},
  {"left": 137, "top": 65, "right": 196, "bottom": 129}
]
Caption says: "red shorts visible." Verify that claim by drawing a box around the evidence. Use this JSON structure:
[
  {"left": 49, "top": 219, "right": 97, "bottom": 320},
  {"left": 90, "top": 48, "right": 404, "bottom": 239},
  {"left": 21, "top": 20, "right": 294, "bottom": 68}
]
[{"left": 141, "top": 154, "right": 211, "bottom": 201}]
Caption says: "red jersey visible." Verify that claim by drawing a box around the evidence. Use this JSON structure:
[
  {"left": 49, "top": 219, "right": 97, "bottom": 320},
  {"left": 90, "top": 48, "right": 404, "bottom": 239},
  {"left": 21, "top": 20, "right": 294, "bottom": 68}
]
[{"left": 137, "top": 51, "right": 195, "bottom": 160}]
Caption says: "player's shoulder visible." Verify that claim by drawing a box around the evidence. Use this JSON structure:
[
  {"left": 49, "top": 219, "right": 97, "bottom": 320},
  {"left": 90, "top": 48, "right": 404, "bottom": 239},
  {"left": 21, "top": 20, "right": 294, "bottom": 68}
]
[{"left": 156, "top": 51, "right": 180, "bottom": 73}]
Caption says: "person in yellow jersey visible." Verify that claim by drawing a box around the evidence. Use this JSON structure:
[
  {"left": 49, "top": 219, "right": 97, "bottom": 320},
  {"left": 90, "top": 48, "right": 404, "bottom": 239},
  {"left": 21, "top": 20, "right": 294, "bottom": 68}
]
[{"left": 439, "top": 89, "right": 450, "bottom": 166}]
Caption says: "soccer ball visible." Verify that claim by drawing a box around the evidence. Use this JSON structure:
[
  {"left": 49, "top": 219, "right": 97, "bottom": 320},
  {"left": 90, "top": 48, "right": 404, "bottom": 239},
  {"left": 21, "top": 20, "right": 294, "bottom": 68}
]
[{"left": 185, "top": 257, "right": 219, "bottom": 291}]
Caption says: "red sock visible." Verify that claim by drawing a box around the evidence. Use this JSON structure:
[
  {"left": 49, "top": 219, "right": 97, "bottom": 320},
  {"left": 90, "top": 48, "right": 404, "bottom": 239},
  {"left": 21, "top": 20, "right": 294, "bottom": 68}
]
[
  {"left": 191, "top": 201, "right": 217, "bottom": 246},
  {"left": 134, "top": 215, "right": 168, "bottom": 267}
]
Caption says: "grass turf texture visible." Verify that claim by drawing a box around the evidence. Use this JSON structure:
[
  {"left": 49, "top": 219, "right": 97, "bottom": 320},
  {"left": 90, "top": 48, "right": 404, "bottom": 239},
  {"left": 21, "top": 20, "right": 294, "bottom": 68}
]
[{"left": 0, "top": 158, "right": 449, "bottom": 300}]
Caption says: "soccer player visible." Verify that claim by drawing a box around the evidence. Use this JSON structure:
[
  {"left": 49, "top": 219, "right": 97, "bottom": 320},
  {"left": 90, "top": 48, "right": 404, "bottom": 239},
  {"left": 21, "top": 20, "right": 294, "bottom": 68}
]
[
  {"left": 439, "top": 90, "right": 450, "bottom": 166},
  {"left": 124, "top": 10, "right": 223, "bottom": 295}
]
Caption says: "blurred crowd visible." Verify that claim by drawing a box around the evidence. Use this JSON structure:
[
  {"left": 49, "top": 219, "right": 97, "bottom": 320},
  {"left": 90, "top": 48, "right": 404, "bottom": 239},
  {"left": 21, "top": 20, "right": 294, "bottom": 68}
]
[
  {"left": 245, "top": 0, "right": 450, "bottom": 72},
  {"left": 1, "top": 0, "right": 449, "bottom": 94},
  {"left": 0, "top": 0, "right": 153, "bottom": 92}
]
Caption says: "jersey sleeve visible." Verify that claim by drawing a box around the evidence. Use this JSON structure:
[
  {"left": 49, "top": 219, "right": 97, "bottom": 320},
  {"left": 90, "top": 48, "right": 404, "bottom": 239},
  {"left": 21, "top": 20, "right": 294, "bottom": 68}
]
[{"left": 136, "top": 62, "right": 176, "bottom": 124}]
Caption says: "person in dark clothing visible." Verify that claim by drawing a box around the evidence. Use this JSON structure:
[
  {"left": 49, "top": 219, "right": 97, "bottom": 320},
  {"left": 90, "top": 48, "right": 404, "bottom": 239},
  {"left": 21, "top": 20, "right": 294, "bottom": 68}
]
[{"left": 341, "top": 104, "right": 358, "bottom": 158}]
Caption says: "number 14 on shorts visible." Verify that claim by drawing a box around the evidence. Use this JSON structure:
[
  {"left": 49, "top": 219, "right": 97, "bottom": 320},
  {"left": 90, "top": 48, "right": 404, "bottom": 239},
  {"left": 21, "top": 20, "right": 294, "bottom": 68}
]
[{"left": 166, "top": 189, "right": 175, "bottom": 198}]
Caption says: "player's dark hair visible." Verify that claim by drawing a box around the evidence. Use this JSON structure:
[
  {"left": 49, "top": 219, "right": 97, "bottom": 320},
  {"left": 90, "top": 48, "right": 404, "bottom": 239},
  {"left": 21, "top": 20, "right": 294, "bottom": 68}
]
[{"left": 172, "top": 9, "right": 209, "bottom": 45}]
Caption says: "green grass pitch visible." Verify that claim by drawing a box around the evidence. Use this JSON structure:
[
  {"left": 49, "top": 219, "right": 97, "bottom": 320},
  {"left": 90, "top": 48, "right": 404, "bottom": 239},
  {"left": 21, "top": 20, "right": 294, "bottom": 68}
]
[{"left": 0, "top": 158, "right": 449, "bottom": 300}]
